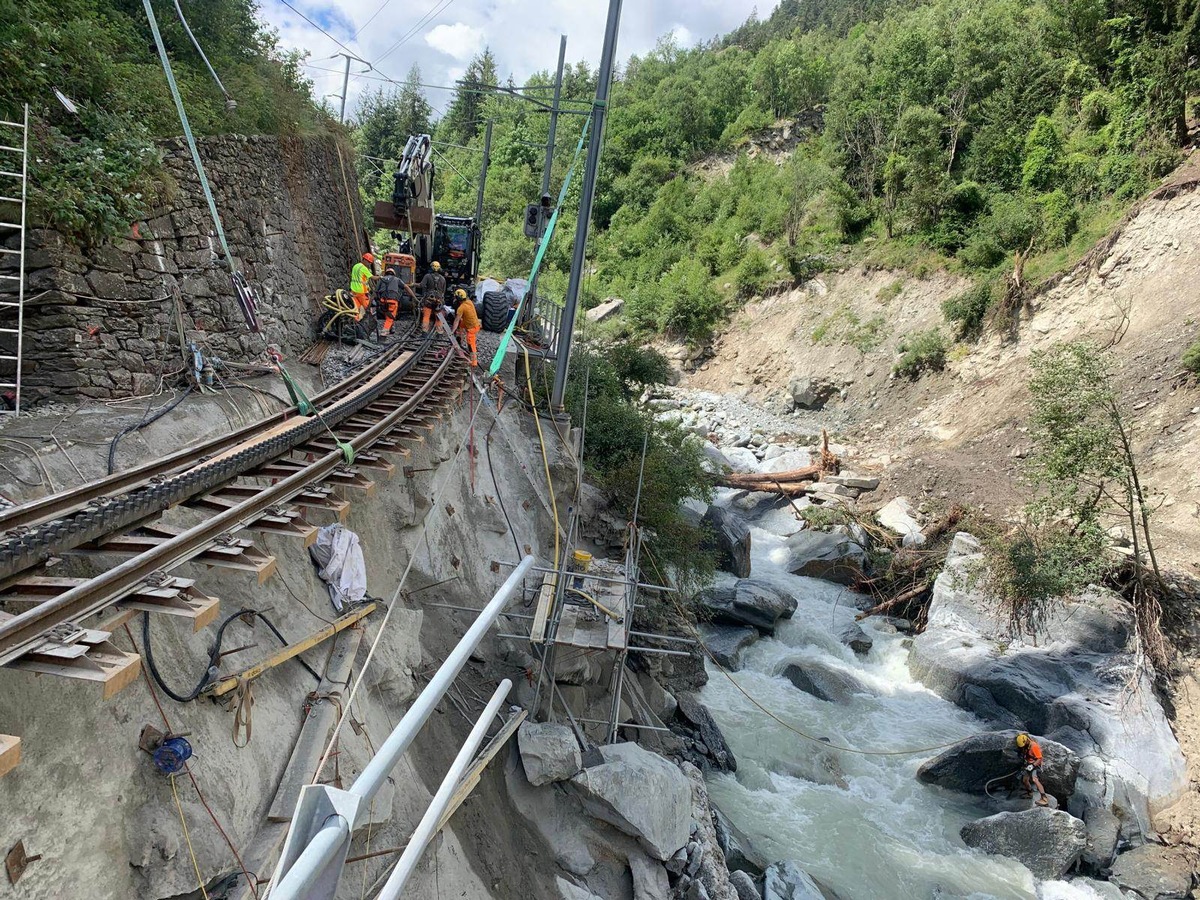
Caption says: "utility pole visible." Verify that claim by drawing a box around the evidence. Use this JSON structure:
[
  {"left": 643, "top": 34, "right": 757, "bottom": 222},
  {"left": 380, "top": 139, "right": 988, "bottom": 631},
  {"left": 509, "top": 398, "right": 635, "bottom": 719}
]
[
  {"left": 550, "top": 0, "right": 623, "bottom": 412},
  {"left": 529, "top": 35, "right": 567, "bottom": 305},
  {"left": 331, "top": 52, "right": 370, "bottom": 123},
  {"left": 475, "top": 119, "right": 493, "bottom": 226}
]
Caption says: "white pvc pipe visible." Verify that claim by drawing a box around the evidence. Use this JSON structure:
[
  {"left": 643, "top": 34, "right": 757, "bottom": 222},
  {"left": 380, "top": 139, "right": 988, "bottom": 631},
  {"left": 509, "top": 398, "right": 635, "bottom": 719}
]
[
  {"left": 352, "top": 556, "right": 534, "bottom": 804},
  {"left": 376, "top": 679, "right": 513, "bottom": 900}
]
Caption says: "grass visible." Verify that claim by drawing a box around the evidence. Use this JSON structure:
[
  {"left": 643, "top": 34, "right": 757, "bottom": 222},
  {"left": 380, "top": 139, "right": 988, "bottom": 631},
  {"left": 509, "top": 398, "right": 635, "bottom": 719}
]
[
  {"left": 1022, "top": 201, "right": 1126, "bottom": 285},
  {"left": 811, "top": 304, "right": 889, "bottom": 352},
  {"left": 893, "top": 328, "right": 948, "bottom": 378}
]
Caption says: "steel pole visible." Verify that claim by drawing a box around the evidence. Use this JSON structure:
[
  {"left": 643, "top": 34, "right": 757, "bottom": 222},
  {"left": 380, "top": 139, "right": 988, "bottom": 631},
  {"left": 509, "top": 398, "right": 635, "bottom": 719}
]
[
  {"left": 474, "top": 119, "right": 492, "bottom": 227},
  {"left": 376, "top": 680, "right": 514, "bottom": 900},
  {"left": 338, "top": 52, "right": 351, "bottom": 123},
  {"left": 351, "top": 555, "right": 533, "bottom": 803},
  {"left": 541, "top": 35, "right": 568, "bottom": 197},
  {"left": 550, "top": 0, "right": 624, "bottom": 411}
]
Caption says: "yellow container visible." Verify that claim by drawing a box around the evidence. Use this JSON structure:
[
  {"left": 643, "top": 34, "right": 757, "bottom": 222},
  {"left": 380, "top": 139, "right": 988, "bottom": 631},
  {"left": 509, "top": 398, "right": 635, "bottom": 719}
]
[{"left": 571, "top": 549, "right": 593, "bottom": 571}]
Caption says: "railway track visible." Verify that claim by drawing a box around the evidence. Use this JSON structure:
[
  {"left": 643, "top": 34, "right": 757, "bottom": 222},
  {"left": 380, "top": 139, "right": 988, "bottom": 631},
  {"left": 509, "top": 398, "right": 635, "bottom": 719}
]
[{"left": 0, "top": 322, "right": 466, "bottom": 669}]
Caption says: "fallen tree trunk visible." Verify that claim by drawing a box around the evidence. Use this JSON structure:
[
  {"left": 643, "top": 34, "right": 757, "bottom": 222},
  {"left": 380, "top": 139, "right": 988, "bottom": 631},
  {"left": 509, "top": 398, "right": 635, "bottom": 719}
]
[{"left": 715, "top": 431, "right": 839, "bottom": 494}]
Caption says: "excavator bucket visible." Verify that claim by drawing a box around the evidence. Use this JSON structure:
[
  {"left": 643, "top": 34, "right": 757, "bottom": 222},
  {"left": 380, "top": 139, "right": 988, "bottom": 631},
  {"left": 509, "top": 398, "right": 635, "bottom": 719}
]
[{"left": 372, "top": 201, "right": 434, "bottom": 235}]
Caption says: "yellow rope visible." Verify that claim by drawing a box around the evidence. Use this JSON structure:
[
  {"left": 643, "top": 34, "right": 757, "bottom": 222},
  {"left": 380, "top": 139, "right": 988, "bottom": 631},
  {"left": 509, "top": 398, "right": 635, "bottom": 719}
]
[
  {"left": 170, "top": 775, "right": 211, "bottom": 900},
  {"left": 669, "top": 595, "right": 975, "bottom": 758},
  {"left": 335, "top": 141, "right": 363, "bottom": 256},
  {"left": 523, "top": 343, "right": 561, "bottom": 570}
]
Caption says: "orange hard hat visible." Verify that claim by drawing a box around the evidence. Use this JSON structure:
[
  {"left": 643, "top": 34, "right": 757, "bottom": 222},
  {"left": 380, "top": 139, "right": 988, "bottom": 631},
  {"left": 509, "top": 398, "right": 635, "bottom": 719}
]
[{"left": 362, "top": 252, "right": 375, "bottom": 264}]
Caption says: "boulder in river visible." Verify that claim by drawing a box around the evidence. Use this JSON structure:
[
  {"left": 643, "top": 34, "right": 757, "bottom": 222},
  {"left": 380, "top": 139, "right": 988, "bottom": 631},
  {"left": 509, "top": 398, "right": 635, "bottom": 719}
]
[
  {"left": 698, "top": 623, "right": 760, "bottom": 671},
  {"left": 762, "top": 860, "right": 838, "bottom": 899},
  {"left": 781, "top": 529, "right": 865, "bottom": 585},
  {"left": 959, "top": 808, "right": 1087, "bottom": 878},
  {"left": 916, "top": 731, "right": 1079, "bottom": 803},
  {"left": 712, "top": 805, "right": 767, "bottom": 877},
  {"left": 909, "top": 532, "right": 1187, "bottom": 819},
  {"left": 1109, "top": 843, "right": 1195, "bottom": 900},
  {"left": 702, "top": 506, "right": 752, "bottom": 578},
  {"left": 779, "top": 659, "right": 872, "bottom": 703},
  {"left": 876, "top": 497, "right": 925, "bottom": 546},
  {"left": 697, "top": 579, "right": 797, "bottom": 634},
  {"left": 837, "top": 620, "right": 873, "bottom": 655},
  {"left": 569, "top": 741, "right": 691, "bottom": 861},
  {"left": 518, "top": 721, "right": 583, "bottom": 786}
]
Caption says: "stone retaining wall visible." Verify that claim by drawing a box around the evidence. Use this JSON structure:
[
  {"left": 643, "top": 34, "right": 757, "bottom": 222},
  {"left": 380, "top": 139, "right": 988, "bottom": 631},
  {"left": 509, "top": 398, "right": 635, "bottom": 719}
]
[{"left": 0, "top": 133, "right": 365, "bottom": 401}]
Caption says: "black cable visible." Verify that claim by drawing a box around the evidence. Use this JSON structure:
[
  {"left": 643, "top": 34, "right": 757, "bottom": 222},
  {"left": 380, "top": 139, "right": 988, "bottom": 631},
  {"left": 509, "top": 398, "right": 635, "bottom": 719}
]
[
  {"left": 486, "top": 415, "right": 523, "bottom": 563},
  {"left": 107, "top": 385, "right": 195, "bottom": 475},
  {"left": 141, "top": 608, "right": 321, "bottom": 703}
]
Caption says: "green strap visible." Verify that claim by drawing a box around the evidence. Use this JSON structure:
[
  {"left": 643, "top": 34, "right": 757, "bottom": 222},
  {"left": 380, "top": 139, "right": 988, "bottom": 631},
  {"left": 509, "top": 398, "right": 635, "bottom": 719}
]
[
  {"left": 488, "top": 115, "right": 593, "bottom": 377},
  {"left": 276, "top": 362, "right": 355, "bottom": 465},
  {"left": 143, "top": 0, "right": 235, "bottom": 273}
]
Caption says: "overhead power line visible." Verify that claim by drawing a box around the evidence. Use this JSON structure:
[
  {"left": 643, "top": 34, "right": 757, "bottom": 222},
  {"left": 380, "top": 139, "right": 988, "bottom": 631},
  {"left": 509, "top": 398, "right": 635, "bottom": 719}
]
[
  {"left": 352, "top": 0, "right": 394, "bottom": 39},
  {"left": 374, "top": 0, "right": 458, "bottom": 66},
  {"left": 274, "top": 0, "right": 360, "bottom": 57}
]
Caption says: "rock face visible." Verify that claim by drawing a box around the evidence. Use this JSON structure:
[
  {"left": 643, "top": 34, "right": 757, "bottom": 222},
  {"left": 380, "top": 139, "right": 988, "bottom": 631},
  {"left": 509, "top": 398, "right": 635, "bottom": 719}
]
[
  {"left": 8, "top": 135, "right": 363, "bottom": 402},
  {"left": 781, "top": 529, "right": 865, "bottom": 585},
  {"left": 960, "top": 808, "right": 1087, "bottom": 878},
  {"left": 698, "top": 579, "right": 797, "bottom": 634},
  {"left": 779, "top": 660, "right": 871, "bottom": 703},
  {"left": 762, "top": 860, "right": 832, "bottom": 899},
  {"left": 916, "top": 731, "right": 1080, "bottom": 802},
  {"left": 676, "top": 692, "right": 738, "bottom": 772},
  {"left": 876, "top": 497, "right": 925, "bottom": 546},
  {"left": 1109, "top": 844, "right": 1196, "bottom": 899},
  {"left": 569, "top": 742, "right": 691, "bottom": 861},
  {"left": 518, "top": 722, "right": 583, "bottom": 786},
  {"left": 698, "top": 623, "right": 760, "bottom": 671},
  {"left": 729, "top": 870, "right": 761, "bottom": 900},
  {"left": 585, "top": 297, "right": 624, "bottom": 322},
  {"left": 703, "top": 506, "right": 753, "bottom": 578},
  {"left": 909, "top": 532, "right": 1187, "bottom": 819},
  {"left": 712, "top": 806, "right": 766, "bottom": 877}
]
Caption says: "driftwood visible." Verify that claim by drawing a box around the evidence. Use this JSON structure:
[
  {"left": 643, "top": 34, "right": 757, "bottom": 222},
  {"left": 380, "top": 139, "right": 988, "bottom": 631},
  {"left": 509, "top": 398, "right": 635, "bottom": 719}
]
[
  {"left": 853, "top": 506, "right": 966, "bottom": 622},
  {"left": 716, "top": 430, "right": 839, "bottom": 494}
]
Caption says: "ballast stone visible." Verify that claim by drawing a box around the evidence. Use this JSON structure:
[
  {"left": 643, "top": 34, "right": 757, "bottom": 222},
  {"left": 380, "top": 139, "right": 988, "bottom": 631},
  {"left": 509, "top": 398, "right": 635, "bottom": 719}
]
[
  {"left": 518, "top": 721, "right": 582, "bottom": 786},
  {"left": 569, "top": 742, "right": 691, "bottom": 861}
]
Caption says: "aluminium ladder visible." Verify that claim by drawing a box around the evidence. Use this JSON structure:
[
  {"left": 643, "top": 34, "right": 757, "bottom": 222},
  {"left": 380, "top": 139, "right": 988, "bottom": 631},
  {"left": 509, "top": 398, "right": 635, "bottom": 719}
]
[{"left": 0, "top": 105, "right": 28, "bottom": 413}]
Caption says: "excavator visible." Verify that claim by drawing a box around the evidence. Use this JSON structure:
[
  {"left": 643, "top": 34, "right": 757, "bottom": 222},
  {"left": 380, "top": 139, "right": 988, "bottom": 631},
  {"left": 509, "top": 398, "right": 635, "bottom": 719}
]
[{"left": 373, "top": 133, "right": 481, "bottom": 292}]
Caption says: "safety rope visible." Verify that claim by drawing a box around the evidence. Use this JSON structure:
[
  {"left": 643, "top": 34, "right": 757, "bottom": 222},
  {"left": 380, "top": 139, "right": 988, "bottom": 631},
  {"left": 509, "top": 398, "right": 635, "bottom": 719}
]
[
  {"left": 170, "top": 774, "right": 211, "bottom": 900},
  {"left": 143, "top": 0, "right": 234, "bottom": 273},
  {"left": 488, "top": 115, "right": 593, "bottom": 377},
  {"left": 231, "top": 676, "right": 254, "bottom": 748}
]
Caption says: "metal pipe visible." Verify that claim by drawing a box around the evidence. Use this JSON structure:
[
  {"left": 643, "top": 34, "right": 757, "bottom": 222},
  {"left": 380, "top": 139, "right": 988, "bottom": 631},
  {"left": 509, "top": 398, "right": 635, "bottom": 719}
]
[
  {"left": 376, "top": 680, "right": 513, "bottom": 899},
  {"left": 541, "top": 35, "right": 567, "bottom": 197},
  {"left": 575, "top": 717, "right": 671, "bottom": 733},
  {"left": 271, "top": 816, "right": 350, "bottom": 899},
  {"left": 628, "top": 631, "right": 696, "bottom": 645},
  {"left": 626, "top": 645, "right": 692, "bottom": 657},
  {"left": 352, "top": 556, "right": 534, "bottom": 803},
  {"left": 550, "top": 0, "right": 624, "bottom": 411},
  {"left": 494, "top": 561, "right": 675, "bottom": 592},
  {"left": 424, "top": 602, "right": 534, "bottom": 620}
]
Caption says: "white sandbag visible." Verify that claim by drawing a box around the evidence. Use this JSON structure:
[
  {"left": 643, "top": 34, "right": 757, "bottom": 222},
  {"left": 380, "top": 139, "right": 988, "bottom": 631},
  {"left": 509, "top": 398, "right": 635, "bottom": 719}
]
[{"left": 308, "top": 523, "right": 368, "bottom": 612}]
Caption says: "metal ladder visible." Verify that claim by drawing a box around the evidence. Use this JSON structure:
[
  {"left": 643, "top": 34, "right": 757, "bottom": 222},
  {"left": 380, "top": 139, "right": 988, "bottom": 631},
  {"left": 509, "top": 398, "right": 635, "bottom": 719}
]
[{"left": 0, "top": 105, "right": 28, "bottom": 413}]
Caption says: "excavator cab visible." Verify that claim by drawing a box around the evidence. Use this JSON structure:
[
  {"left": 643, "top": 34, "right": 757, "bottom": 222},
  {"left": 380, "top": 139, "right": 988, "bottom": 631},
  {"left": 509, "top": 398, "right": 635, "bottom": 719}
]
[{"left": 431, "top": 215, "right": 480, "bottom": 289}]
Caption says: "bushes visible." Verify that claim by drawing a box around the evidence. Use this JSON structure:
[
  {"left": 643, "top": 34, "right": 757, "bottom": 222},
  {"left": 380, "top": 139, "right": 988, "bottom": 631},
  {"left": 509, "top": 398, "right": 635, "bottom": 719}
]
[
  {"left": 1183, "top": 339, "right": 1200, "bottom": 375},
  {"left": 943, "top": 279, "right": 1000, "bottom": 339},
  {"left": 893, "top": 328, "right": 948, "bottom": 377},
  {"left": 733, "top": 247, "right": 772, "bottom": 297}
]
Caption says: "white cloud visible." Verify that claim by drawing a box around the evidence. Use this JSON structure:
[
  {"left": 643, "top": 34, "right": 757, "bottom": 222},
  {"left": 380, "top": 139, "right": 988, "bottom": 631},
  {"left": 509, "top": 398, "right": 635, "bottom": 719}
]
[{"left": 424, "top": 22, "right": 488, "bottom": 61}]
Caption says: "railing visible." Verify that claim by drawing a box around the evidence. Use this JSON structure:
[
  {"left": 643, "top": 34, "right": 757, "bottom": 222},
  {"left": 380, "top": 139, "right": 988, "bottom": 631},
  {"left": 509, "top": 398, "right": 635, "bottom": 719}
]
[
  {"left": 529, "top": 291, "right": 564, "bottom": 359},
  {"left": 268, "top": 555, "right": 536, "bottom": 900}
]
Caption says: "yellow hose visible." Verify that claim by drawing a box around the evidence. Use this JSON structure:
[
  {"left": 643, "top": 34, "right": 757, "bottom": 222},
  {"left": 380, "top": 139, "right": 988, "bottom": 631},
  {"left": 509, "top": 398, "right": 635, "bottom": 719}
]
[{"left": 565, "top": 586, "right": 620, "bottom": 621}]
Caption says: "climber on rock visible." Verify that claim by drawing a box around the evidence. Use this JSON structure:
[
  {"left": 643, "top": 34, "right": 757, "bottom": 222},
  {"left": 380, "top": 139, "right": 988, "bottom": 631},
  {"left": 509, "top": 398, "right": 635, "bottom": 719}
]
[{"left": 1015, "top": 733, "right": 1049, "bottom": 807}]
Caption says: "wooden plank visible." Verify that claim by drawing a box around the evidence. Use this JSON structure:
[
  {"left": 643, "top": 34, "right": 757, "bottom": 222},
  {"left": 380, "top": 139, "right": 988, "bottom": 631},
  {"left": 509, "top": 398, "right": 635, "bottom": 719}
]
[
  {"left": 529, "top": 574, "right": 556, "bottom": 644},
  {"left": 435, "top": 709, "right": 527, "bottom": 832},
  {"left": 0, "top": 735, "right": 19, "bottom": 778},
  {"left": 117, "top": 583, "right": 220, "bottom": 633},
  {"left": 266, "top": 626, "right": 365, "bottom": 821},
  {"left": 204, "top": 604, "right": 376, "bottom": 698}
]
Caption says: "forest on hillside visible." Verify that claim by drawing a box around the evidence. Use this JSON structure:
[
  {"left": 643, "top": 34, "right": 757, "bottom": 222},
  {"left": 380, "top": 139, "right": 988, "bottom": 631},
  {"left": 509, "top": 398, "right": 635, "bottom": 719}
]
[{"left": 358, "top": 0, "right": 1200, "bottom": 344}]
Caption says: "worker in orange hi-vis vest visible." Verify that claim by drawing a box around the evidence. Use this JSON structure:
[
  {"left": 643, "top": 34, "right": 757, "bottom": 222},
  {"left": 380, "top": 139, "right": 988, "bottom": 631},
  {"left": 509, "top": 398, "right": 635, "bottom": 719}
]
[
  {"left": 1015, "top": 732, "right": 1050, "bottom": 807},
  {"left": 350, "top": 252, "right": 375, "bottom": 320},
  {"left": 450, "top": 289, "right": 480, "bottom": 366}
]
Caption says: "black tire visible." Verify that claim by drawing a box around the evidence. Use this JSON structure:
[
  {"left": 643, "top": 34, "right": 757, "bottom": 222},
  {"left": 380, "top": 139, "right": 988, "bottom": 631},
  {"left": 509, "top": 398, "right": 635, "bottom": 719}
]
[
  {"left": 314, "top": 308, "right": 366, "bottom": 343},
  {"left": 482, "top": 290, "right": 509, "bottom": 333}
]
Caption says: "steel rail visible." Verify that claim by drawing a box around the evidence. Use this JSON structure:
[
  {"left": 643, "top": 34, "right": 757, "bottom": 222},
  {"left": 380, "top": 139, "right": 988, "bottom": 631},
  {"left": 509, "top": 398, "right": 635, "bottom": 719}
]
[
  {"left": 0, "top": 329, "right": 442, "bottom": 581},
  {"left": 0, "top": 324, "right": 420, "bottom": 535},
  {"left": 0, "top": 342, "right": 461, "bottom": 664}
]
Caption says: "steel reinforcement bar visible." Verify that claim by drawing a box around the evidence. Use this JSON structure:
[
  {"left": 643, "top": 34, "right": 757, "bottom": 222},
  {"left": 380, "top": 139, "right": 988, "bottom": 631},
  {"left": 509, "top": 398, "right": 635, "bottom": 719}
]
[
  {"left": 0, "top": 335, "right": 461, "bottom": 663},
  {"left": 0, "top": 323, "right": 421, "bottom": 537}
]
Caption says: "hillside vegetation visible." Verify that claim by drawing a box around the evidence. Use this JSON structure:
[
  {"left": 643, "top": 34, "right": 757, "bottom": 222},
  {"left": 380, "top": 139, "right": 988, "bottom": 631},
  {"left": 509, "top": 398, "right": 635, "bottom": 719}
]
[
  {"left": 0, "top": 0, "right": 333, "bottom": 243},
  {"left": 394, "top": 0, "right": 1199, "bottom": 344}
]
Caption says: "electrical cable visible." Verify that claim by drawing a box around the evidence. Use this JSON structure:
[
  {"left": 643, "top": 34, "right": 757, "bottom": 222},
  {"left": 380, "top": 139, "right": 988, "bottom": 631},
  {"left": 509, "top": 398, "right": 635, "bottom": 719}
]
[
  {"left": 141, "top": 608, "right": 320, "bottom": 704},
  {"left": 275, "top": 0, "right": 361, "bottom": 57},
  {"left": 106, "top": 385, "right": 194, "bottom": 475},
  {"left": 373, "top": 0, "right": 457, "bottom": 66},
  {"left": 352, "top": 0, "right": 394, "bottom": 39}
]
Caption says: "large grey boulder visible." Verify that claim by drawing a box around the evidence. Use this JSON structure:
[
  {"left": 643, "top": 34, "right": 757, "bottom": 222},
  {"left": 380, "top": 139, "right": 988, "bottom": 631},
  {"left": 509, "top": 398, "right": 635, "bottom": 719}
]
[
  {"left": 959, "top": 808, "right": 1087, "bottom": 878},
  {"left": 876, "top": 497, "right": 925, "bottom": 546},
  {"left": 1109, "top": 844, "right": 1195, "bottom": 899},
  {"left": 789, "top": 377, "right": 839, "bottom": 411},
  {"left": 837, "top": 620, "right": 873, "bottom": 656},
  {"left": 569, "top": 742, "right": 691, "bottom": 861},
  {"left": 557, "top": 876, "right": 603, "bottom": 900},
  {"left": 779, "top": 660, "right": 872, "bottom": 703},
  {"left": 703, "top": 506, "right": 752, "bottom": 578},
  {"left": 781, "top": 529, "right": 865, "bottom": 585},
  {"left": 909, "top": 533, "right": 1187, "bottom": 819},
  {"left": 916, "top": 731, "right": 1080, "bottom": 802},
  {"left": 518, "top": 722, "right": 583, "bottom": 786},
  {"left": 729, "top": 870, "right": 762, "bottom": 900},
  {"left": 762, "top": 861, "right": 833, "bottom": 899},
  {"left": 629, "top": 850, "right": 672, "bottom": 900},
  {"left": 698, "top": 579, "right": 797, "bottom": 634},
  {"left": 676, "top": 692, "right": 737, "bottom": 772},
  {"left": 698, "top": 623, "right": 760, "bottom": 671}
]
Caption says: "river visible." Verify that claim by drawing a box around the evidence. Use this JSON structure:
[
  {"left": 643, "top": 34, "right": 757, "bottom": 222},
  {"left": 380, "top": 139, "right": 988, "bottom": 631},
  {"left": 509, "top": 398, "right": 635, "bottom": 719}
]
[{"left": 698, "top": 503, "right": 1109, "bottom": 900}]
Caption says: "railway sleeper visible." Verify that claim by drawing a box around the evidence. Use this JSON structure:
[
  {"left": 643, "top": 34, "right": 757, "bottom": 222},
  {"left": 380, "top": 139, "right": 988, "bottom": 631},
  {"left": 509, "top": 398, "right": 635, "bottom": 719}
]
[
  {"left": 72, "top": 523, "right": 277, "bottom": 585},
  {"left": 185, "top": 493, "right": 318, "bottom": 546},
  {"left": 0, "top": 574, "right": 220, "bottom": 633},
  {"left": 0, "top": 611, "right": 142, "bottom": 701}
]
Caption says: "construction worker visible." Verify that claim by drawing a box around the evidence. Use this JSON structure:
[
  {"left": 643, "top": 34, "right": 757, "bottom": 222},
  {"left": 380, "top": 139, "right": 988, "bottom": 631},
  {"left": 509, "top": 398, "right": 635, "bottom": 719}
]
[
  {"left": 450, "top": 288, "right": 480, "bottom": 366},
  {"left": 350, "top": 252, "right": 375, "bottom": 321},
  {"left": 1015, "top": 733, "right": 1050, "bottom": 807},
  {"left": 417, "top": 261, "right": 446, "bottom": 332},
  {"left": 374, "top": 267, "right": 403, "bottom": 335}
]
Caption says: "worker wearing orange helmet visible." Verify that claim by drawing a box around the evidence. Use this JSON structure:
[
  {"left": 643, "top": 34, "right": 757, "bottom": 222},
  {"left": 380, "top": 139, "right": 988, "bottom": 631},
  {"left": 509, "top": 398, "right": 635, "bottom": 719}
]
[
  {"left": 417, "top": 261, "right": 446, "bottom": 332},
  {"left": 450, "top": 288, "right": 480, "bottom": 366},
  {"left": 1015, "top": 733, "right": 1050, "bottom": 807},
  {"left": 350, "top": 252, "right": 376, "bottom": 320}
]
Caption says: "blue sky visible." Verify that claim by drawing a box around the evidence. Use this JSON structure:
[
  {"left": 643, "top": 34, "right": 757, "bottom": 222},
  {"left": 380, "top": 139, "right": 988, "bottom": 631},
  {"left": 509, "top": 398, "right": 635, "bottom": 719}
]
[{"left": 256, "top": 0, "right": 781, "bottom": 119}]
